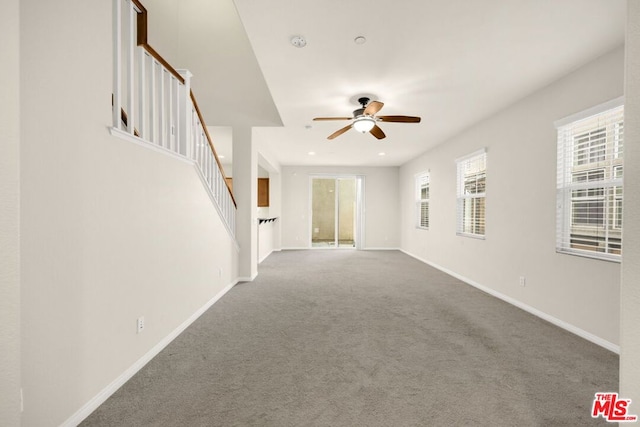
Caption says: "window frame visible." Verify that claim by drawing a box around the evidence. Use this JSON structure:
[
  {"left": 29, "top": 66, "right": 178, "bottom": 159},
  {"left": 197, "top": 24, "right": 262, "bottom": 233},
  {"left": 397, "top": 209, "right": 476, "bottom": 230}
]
[
  {"left": 555, "top": 98, "right": 624, "bottom": 262},
  {"left": 456, "top": 149, "right": 487, "bottom": 239},
  {"left": 415, "top": 172, "right": 430, "bottom": 230}
]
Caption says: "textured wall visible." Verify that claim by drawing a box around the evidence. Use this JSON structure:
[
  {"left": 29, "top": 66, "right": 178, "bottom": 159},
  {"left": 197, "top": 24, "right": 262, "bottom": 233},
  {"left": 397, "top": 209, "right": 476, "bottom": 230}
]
[
  {"left": 312, "top": 179, "right": 337, "bottom": 241},
  {"left": 0, "top": 0, "right": 21, "bottom": 425},
  {"left": 620, "top": 0, "right": 640, "bottom": 408},
  {"left": 310, "top": 178, "right": 355, "bottom": 242},
  {"left": 337, "top": 179, "right": 356, "bottom": 241},
  {"left": 400, "top": 47, "right": 624, "bottom": 347}
]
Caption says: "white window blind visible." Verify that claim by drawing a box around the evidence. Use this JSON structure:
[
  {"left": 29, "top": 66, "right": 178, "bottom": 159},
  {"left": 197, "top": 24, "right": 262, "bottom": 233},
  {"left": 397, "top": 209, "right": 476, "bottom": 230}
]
[
  {"left": 556, "top": 103, "right": 624, "bottom": 261},
  {"left": 416, "top": 172, "right": 429, "bottom": 229},
  {"left": 456, "top": 150, "right": 486, "bottom": 237}
]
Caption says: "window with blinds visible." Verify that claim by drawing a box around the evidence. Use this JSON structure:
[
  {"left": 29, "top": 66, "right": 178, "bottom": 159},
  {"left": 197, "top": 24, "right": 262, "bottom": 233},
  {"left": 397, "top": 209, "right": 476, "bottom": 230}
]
[
  {"left": 416, "top": 172, "right": 429, "bottom": 229},
  {"left": 556, "top": 101, "right": 624, "bottom": 261},
  {"left": 456, "top": 150, "right": 486, "bottom": 237}
]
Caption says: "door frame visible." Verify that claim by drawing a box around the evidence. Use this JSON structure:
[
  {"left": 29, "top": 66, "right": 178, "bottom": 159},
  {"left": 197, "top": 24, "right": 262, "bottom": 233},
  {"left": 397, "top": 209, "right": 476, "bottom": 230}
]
[{"left": 308, "top": 174, "right": 365, "bottom": 249}]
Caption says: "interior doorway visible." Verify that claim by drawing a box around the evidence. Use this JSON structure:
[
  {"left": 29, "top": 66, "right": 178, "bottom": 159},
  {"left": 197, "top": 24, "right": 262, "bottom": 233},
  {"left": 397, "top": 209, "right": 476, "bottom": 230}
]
[{"left": 311, "top": 176, "right": 363, "bottom": 248}]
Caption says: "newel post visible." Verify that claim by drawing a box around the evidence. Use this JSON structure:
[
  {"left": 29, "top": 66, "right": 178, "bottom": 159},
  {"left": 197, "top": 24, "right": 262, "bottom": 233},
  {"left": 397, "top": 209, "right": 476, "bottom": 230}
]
[
  {"left": 113, "top": 0, "right": 122, "bottom": 130},
  {"left": 177, "top": 69, "right": 193, "bottom": 158}
]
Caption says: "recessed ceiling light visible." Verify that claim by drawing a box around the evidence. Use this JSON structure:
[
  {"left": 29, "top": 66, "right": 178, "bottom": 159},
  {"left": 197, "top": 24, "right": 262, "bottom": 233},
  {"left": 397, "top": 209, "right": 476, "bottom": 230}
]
[
  {"left": 308, "top": 151, "right": 316, "bottom": 155},
  {"left": 354, "top": 36, "right": 367, "bottom": 45},
  {"left": 378, "top": 152, "right": 386, "bottom": 156},
  {"left": 291, "top": 35, "right": 307, "bottom": 48},
  {"left": 219, "top": 155, "right": 225, "bottom": 159}
]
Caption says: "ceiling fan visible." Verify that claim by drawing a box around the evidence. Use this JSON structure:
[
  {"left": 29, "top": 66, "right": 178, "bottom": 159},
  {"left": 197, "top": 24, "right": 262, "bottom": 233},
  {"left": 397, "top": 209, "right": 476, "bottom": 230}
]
[{"left": 313, "top": 97, "right": 421, "bottom": 140}]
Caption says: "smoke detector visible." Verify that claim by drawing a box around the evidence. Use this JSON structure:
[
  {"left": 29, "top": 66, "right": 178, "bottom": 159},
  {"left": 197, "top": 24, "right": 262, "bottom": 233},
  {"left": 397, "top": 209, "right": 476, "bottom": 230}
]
[{"left": 290, "top": 36, "right": 307, "bottom": 48}]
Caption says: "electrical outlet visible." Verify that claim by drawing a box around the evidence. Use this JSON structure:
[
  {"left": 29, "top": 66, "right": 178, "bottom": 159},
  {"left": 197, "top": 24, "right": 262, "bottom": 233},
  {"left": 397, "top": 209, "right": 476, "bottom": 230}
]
[
  {"left": 137, "top": 316, "right": 145, "bottom": 334},
  {"left": 519, "top": 276, "right": 526, "bottom": 287}
]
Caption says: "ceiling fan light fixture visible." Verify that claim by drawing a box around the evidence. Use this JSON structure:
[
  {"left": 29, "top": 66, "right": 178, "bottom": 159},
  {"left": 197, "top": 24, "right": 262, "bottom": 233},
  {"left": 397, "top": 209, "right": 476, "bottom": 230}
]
[
  {"left": 353, "top": 117, "right": 375, "bottom": 133},
  {"left": 313, "top": 98, "right": 420, "bottom": 140}
]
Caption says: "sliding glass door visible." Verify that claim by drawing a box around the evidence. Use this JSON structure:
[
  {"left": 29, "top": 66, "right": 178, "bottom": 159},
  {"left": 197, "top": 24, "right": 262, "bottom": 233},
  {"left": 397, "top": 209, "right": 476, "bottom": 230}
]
[{"left": 311, "top": 176, "right": 362, "bottom": 248}]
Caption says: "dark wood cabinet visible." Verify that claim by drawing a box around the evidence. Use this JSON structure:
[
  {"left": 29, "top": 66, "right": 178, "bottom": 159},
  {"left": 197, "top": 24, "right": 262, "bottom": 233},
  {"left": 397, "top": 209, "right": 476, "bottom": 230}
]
[
  {"left": 224, "top": 178, "right": 269, "bottom": 207},
  {"left": 258, "top": 178, "right": 269, "bottom": 207}
]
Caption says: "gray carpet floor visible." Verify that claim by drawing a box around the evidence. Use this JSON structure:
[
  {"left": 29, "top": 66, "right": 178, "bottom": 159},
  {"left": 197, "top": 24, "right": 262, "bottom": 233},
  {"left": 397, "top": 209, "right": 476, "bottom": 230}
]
[{"left": 82, "top": 250, "right": 618, "bottom": 426}]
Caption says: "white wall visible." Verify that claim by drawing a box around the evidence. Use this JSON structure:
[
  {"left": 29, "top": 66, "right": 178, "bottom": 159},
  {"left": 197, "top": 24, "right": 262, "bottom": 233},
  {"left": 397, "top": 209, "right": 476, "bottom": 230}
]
[
  {"left": 281, "top": 166, "right": 399, "bottom": 249},
  {"left": 0, "top": 0, "right": 21, "bottom": 425},
  {"left": 621, "top": 0, "right": 640, "bottom": 407},
  {"left": 145, "top": 0, "right": 282, "bottom": 128},
  {"left": 233, "top": 127, "right": 258, "bottom": 280},
  {"left": 20, "top": 1, "right": 238, "bottom": 425},
  {"left": 257, "top": 149, "right": 282, "bottom": 260},
  {"left": 400, "top": 46, "right": 624, "bottom": 348},
  {"left": 258, "top": 220, "right": 276, "bottom": 262},
  {"left": 145, "top": 0, "right": 180, "bottom": 64}
]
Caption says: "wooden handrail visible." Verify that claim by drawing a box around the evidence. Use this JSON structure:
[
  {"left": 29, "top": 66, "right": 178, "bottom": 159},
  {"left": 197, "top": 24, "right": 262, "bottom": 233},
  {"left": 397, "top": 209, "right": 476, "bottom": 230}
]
[
  {"left": 190, "top": 92, "right": 237, "bottom": 207},
  {"left": 127, "top": 0, "right": 235, "bottom": 207},
  {"left": 138, "top": 44, "right": 185, "bottom": 85}
]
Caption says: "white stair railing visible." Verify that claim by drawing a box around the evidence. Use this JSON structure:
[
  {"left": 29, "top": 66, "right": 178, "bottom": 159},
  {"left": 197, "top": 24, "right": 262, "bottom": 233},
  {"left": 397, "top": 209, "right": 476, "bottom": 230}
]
[{"left": 111, "top": 0, "right": 236, "bottom": 239}]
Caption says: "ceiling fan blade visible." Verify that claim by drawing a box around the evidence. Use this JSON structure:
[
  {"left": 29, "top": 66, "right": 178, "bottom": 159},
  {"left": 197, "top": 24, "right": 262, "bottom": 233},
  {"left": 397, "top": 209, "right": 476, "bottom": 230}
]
[
  {"left": 327, "top": 124, "right": 352, "bottom": 140},
  {"left": 370, "top": 124, "right": 386, "bottom": 140},
  {"left": 364, "top": 101, "right": 384, "bottom": 116},
  {"left": 377, "top": 115, "right": 421, "bottom": 123},
  {"left": 313, "top": 117, "right": 352, "bottom": 121}
]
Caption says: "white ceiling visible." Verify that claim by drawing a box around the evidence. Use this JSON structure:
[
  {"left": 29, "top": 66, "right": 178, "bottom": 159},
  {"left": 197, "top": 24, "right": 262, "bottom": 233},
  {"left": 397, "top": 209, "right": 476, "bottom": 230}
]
[{"left": 149, "top": 0, "right": 626, "bottom": 167}]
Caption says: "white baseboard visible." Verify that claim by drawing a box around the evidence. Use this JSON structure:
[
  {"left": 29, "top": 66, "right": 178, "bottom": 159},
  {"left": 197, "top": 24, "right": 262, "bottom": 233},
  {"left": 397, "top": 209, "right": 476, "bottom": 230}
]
[
  {"left": 237, "top": 272, "right": 258, "bottom": 282},
  {"left": 280, "top": 247, "right": 399, "bottom": 251},
  {"left": 259, "top": 250, "right": 274, "bottom": 264},
  {"left": 62, "top": 280, "right": 238, "bottom": 427},
  {"left": 363, "top": 247, "right": 401, "bottom": 251},
  {"left": 400, "top": 250, "right": 620, "bottom": 354}
]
